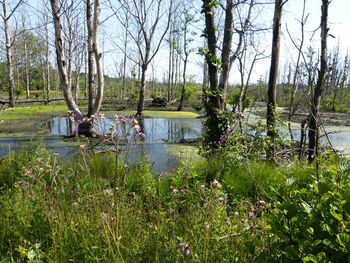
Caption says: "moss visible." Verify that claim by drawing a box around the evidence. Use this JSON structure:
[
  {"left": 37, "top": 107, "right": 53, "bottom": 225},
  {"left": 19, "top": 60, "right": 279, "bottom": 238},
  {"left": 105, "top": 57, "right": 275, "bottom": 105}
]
[
  {"left": 165, "top": 144, "right": 203, "bottom": 163},
  {"left": 0, "top": 104, "right": 70, "bottom": 121}
]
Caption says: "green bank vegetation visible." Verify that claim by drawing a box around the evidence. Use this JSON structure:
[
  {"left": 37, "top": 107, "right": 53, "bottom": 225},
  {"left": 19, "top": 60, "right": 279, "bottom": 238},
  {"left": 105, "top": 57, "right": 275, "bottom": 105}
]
[{"left": 0, "top": 140, "right": 349, "bottom": 262}]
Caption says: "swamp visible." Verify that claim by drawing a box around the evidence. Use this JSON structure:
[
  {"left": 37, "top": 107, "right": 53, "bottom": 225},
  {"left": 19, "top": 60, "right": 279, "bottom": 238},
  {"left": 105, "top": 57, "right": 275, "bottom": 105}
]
[{"left": 1, "top": 0, "right": 350, "bottom": 262}]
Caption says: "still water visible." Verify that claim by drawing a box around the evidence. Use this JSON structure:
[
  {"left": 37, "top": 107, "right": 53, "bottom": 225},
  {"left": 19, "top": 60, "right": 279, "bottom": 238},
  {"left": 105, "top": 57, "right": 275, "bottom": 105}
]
[
  {"left": 1, "top": 114, "right": 350, "bottom": 173},
  {"left": 0, "top": 115, "right": 203, "bottom": 172}
]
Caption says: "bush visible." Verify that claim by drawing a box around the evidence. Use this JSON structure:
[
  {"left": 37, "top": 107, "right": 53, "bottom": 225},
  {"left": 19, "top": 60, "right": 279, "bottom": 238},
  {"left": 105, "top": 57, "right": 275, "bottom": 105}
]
[{"left": 259, "top": 155, "right": 350, "bottom": 262}]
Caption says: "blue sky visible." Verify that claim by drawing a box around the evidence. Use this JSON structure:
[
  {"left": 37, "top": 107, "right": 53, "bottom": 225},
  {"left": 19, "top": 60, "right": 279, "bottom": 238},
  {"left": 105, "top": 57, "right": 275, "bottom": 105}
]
[{"left": 19, "top": 0, "right": 350, "bottom": 84}]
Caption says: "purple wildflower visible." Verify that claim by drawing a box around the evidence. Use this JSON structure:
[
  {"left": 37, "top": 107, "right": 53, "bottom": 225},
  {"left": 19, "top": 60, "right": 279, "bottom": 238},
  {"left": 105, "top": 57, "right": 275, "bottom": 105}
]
[
  {"left": 197, "top": 185, "right": 205, "bottom": 190},
  {"left": 180, "top": 188, "right": 188, "bottom": 194},
  {"left": 220, "top": 135, "right": 227, "bottom": 142},
  {"left": 179, "top": 243, "right": 191, "bottom": 256},
  {"left": 234, "top": 112, "right": 244, "bottom": 119},
  {"left": 167, "top": 209, "right": 174, "bottom": 215},
  {"left": 227, "top": 127, "right": 234, "bottom": 133}
]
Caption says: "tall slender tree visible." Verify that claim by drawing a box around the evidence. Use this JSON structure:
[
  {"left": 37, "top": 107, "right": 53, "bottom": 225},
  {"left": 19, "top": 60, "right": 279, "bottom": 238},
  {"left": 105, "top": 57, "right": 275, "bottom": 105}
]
[
  {"left": 308, "top": 0, "right": 330, "bottom": 162},
  {"left": 266, "top": 0, "right": 287, "bottom": 160},
  {"left": 0, "top": 0, "right": 25, "bottom": 107}
]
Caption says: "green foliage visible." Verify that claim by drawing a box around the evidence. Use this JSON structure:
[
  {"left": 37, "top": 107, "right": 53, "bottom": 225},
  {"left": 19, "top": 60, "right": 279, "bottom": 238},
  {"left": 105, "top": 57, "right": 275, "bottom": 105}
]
[
  {"left": 228, "top": 86, "right": 253, "bottom": 110},
  {"left": 260, "top": 155, "right": 350, "bottom": 262},
  {"left": 202, "top": 110, "right": 234, "bottom": 151},
  {"left": 2, "top": 142, "right": 350, "bottom": 262}
]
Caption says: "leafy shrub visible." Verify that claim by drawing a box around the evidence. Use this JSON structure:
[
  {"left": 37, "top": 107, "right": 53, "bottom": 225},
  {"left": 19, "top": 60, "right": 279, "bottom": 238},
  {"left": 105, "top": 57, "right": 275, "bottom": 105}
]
[{"left": 259, "top": 155, "right": 350, "bottom": 262}]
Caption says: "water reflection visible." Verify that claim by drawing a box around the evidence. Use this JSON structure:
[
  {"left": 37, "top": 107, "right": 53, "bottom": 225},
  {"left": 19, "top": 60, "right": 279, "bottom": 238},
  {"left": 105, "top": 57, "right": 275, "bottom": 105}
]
[
  {"left": 46, "top": 116, "right": 203, "bottom": 142},
  {"left": 39, "top": 115, "right": 204, "bottom": 172}
]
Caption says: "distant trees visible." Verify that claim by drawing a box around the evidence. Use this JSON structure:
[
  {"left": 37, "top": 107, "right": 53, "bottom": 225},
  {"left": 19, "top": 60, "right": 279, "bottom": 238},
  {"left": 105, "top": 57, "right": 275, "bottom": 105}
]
[
  {"left": 116, "top": 0, "right": 173, "bottom": 117},
  {"left": 177, "top": 7, "right": 197, "bottom": 111},
  {"left": 0, "top": 0, "right": 25, "bottom": 107}
]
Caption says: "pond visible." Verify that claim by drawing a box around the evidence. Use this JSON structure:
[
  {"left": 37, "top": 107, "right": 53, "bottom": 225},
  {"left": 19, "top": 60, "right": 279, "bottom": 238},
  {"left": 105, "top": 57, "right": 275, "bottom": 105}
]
[
  {"left": 0, "top": 115, "right": 204, "bottom": 173},
  {"left": 1, "top": 113, "right": 350, "bottom": 173}
]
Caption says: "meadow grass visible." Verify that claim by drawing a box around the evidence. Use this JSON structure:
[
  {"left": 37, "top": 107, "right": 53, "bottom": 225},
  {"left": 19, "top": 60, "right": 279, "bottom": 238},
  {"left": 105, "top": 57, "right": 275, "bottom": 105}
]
[{"left": 0, "top": 143, "right": 349, "bottom": 262}]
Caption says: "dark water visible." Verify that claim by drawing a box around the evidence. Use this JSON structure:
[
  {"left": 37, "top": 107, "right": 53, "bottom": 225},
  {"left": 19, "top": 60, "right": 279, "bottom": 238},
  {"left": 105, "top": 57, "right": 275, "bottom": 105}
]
[{"left": 0, "top": 116, "right": 203, "bottom": 172}]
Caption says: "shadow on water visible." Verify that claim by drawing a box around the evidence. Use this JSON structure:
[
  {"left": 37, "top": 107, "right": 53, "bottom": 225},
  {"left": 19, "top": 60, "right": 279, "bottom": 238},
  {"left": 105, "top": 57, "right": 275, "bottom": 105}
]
[{"left": 0, "top": 115, "right": 204, "bottom": 172}]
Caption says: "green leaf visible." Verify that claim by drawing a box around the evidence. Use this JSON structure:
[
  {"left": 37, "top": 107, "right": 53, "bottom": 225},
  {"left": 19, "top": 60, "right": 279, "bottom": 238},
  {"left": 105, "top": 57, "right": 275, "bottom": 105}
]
[
  {"left": 336, "top": 233, "right": 350, "bottom": 248},
  {"left": 301, "top": 201, "right": 312, "bottom": 214},
  {"left": 303, "top": 254, "right": 318, "bottom": 262},
  {"left": 285, "top": 246, "right": 299, "bottom": 259}
]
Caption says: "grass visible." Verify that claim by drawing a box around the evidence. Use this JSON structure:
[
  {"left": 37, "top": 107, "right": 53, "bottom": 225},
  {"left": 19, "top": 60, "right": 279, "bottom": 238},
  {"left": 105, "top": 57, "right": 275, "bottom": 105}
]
[
  {"left": 2, "top": 141, "right": 346, "bottom": 262},
  {"left": 0, "top": 103, "right": 69, "bottom": 121}
]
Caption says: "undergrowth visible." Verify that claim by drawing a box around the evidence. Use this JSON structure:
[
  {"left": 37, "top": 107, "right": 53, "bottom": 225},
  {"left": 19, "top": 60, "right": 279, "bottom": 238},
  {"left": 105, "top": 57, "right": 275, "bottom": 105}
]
[{"left": 0, "top": 143, "right": 349, "bottom": 262}]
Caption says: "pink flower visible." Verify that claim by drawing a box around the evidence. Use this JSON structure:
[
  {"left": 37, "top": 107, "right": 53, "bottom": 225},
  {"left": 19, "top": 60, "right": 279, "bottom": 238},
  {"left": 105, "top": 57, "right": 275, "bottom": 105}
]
[{"left": 179, "top": 243, "right": 191, "bottom": 256}]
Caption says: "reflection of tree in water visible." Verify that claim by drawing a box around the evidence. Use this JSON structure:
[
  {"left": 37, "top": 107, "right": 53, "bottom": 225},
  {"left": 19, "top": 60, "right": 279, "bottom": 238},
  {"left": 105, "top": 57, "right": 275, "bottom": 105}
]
[
  {"left": 137, "top": 118, "right": 145, "bottom": 134},
  {"left": 47, "top": 116, "right": 202, "bottom": 139}
]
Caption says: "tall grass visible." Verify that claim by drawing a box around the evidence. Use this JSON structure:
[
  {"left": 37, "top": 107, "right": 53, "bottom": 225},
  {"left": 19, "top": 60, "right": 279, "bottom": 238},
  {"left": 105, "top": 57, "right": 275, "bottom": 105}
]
[{"left": 0, "top": 143, "right": 348, "bottom": 262}]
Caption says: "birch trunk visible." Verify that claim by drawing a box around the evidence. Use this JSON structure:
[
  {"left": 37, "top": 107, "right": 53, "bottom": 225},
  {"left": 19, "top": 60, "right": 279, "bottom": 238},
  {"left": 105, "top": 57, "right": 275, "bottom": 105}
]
[
  {"left": 50, "top": 0, "right": 83, "bottom": 118},
  {"left": 2, "top": 0, "right": 16, "bottom": 107},
  {"left": 86, "top": 0, "right": 95, "bottom": 116},
  {"left": 90, "top": 0, "right": 104, "bottom": 116}
]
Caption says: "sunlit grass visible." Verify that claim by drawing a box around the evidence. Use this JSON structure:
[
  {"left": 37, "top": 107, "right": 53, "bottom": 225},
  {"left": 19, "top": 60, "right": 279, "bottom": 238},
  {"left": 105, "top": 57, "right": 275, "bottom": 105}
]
[{"left": 1, "top": 103, "right": 69, "bottom": 120}]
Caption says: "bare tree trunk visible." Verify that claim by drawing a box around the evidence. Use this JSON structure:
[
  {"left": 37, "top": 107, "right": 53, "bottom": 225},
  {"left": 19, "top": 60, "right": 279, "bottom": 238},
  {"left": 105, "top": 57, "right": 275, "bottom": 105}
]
[
  {"left": 167, "top": 28, "right": 173, "bottom": 102},
  {"left": 203, "top": 0, "right": 219, "bottom": 113},
  {"left": 86, "top": 0, "right": 95, "bottom": 116},
  {"left": 90, "top": 0, "right": 104, "bottom": 116},
  {"left": 75, "top": 70, "right": 81, "bottom": 104},
  {"left": 287, "top": 0, "right": 307, "bottom": 141},
  {"left": 217, "top": 0, "right": 234, "bottom": 109},
  {"left": 137, "top": 64, "right": 148, "bottom": 116},
  {"left": 55, "top": 69, "right": 59, "bottom": 98},
  {"left": 2, "top": 0, "right": 16, "bottom": 107},
  {"left": 266, "top": 0, "right": 285, "bottom": 160},
  {"left": 24, "top": 37, "right": 30, "bottom": 99},
  {"left": 178, "top": 56, "right": 188, "bottom": 111},
  {"left": 50, "top": 0, "right": 83, "bottom": 118},
  {"left": 308, "top": 0, "right": 329, "bottom": 162},
  {"left": 120, "top": 11, "right": 129, "bottom": 100},
  {"left": 45, "top": 14, "right": 51, "bottom": 102}
]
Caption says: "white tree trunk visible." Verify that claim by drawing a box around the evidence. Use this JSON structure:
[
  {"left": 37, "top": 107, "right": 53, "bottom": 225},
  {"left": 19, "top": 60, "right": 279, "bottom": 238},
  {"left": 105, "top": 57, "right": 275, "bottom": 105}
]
[{"left": 50, "top": 0, "right": 83, "bottom": 118}]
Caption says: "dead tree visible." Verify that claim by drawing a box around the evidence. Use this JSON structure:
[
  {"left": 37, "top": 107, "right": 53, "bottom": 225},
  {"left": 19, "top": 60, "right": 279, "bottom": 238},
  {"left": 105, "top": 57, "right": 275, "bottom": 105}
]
[
  {"left": 0, "top": 0, "right": 25, "bottom": 107},
  {"left": 116, "top": 0, "right": 172, "bottom": 117},
  {"left": 266, "top": 0, "right": 287, "bottom": 160},
  {"left": 286, "top": 0, "right": 308, "bottom": 141},
  {"left": 308, "top": 0, "right": 330, "bottom": 162},
  {"left": 50, "top": 0, "right": 104, "bottom": 130},
  {"left": 177, "top": 7, "right": 196, "bottom": 111}
]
